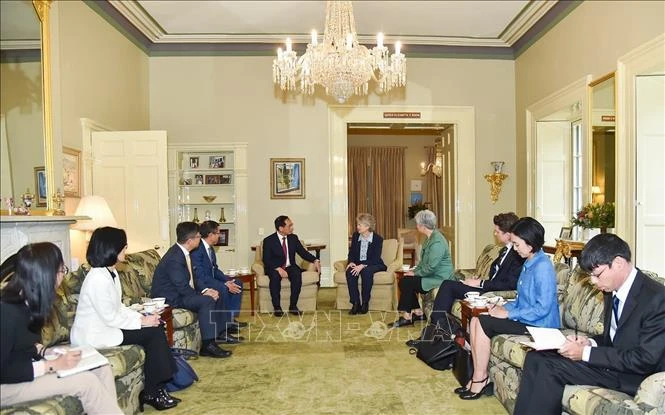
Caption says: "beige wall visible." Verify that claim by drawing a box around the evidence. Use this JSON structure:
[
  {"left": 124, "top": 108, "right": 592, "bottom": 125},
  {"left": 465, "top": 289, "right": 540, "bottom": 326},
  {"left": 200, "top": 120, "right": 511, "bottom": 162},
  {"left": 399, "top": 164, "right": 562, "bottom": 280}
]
[
  {"left": 150, "top": 57, "right": 516, "bottom": 265},
  {"left": 515, "top": 1, "right": 665, "bottom": 214},
  {"left": 347, "top": 133, "right": 437, "bottom": 225}
]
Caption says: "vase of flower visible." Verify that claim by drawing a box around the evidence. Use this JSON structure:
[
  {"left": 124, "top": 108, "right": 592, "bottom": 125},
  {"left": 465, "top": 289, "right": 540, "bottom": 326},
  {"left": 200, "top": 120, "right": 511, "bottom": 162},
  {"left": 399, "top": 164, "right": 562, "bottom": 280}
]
[{"left": 572, "top": 202, "right": 615, "bottom": 241}]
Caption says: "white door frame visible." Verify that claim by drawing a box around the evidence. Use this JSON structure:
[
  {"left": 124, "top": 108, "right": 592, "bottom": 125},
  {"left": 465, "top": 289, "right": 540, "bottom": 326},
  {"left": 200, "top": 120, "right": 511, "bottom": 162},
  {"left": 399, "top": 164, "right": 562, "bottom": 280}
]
[
  {"left": 80, "top": 118, "right": 112, "bottom": 197},
  {"left": 328, "top": 105, "right": 476, "bottom": 271},
  {"left": 616, "top": 34, "right": 665, "bottom": 248},
  {"left": 526, "top": 75, "right": 591, "bottom": 217}
]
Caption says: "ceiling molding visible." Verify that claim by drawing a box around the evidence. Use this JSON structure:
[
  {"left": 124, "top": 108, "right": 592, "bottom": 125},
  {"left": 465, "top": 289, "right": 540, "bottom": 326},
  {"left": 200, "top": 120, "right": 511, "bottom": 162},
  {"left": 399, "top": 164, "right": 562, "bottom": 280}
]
[
  {"left": 0, "top": 40, "right": 40, "bottom": 50},
  {"left": 500, "top": 0, "right": 557, "bottom": 45},
  {"left": 108, "top": 0, "right": 164, "bottom": 42}
]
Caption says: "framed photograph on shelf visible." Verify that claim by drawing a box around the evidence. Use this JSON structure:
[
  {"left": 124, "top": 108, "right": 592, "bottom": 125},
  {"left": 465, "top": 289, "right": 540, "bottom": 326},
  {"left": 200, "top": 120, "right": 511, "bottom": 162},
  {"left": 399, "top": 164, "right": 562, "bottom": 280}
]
[
  {"left": 270, "top": 158, "right": 305, "bottom": 199},
  {"left": 194, "top": 174, "right": 204, "bottom": 185},
  {"left": 209, "top": 156, "right": 225, "bottom": 169},
  {"left": 217, "top": 229, "right": 229, "bottom": 246},
  {"left": 559, "top": 226, "right": 572, "bottom": 240},
  {"left": 205, "top": 175, "right": 222, "bottom": 185},
  {"left": 220, "top": 174, "right": 232, "bottom": 184},
  {"left": 34, "top": 166, "right": 47, "bottom": 207},
  {"left": 62, "top": 147, "right": 81, "bottom": 197},
  {"left": 189, "top": 157, "right": 199, "bottom": 169}
]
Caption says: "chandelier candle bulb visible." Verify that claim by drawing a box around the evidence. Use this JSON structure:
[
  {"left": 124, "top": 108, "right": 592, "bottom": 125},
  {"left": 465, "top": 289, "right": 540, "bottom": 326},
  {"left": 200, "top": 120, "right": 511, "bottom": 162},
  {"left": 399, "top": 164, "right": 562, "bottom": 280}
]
[
  {"left": 311, "top": 30, "right": 318, "bottom": 46},
  {"left": 395, "top": 41, "right": 401, "bottom": 55},
  {"left": 377, "top": 32, "right": 384, "bottom": 48},
  {"left": 346, "top": 33, "right": 353, "bottom": 49},
  {"left": 286, "top": 38, "right": 292, "bottom": 52}
]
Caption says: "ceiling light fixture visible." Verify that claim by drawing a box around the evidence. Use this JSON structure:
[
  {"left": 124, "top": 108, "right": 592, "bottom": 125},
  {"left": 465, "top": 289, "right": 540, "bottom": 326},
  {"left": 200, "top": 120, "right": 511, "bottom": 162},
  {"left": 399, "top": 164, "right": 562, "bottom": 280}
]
[
  {"left": 273, "top": 1, "right": 406, "bottom": 104},
  {"left": 420, "top": 138, "right": 443, "bottom": 177}
]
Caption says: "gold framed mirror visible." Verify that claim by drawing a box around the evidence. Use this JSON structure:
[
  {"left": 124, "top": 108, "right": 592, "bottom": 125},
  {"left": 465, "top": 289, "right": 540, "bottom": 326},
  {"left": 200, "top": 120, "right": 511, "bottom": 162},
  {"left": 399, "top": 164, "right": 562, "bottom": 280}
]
[
  {"left": 588, "top": 72, "right": 616, "bottom": 205},
  {"left": 0, "top": 0, "right": 53, "bottom": 213}
]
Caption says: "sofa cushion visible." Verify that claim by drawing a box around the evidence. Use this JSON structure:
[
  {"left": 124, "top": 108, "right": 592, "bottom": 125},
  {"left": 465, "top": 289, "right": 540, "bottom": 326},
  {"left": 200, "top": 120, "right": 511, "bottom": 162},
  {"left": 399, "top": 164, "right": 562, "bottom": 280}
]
[
  {"left": 561, "top": 269, "right": 605, "bottom": 335},
  {"left": 0, "top": 394, "right": 84, "bottom": 415},
  {"left": 117, "top": 249, "right": 162, "bottom": 303},
  {"left": 99, "top": 345, "right": 145, "bottom": 379},
  {"left": 491, "top": 334, "right": 532, "bottom": 369},
  {"left": 257, "top": 271, "right": 319, "bottom": 287},
  {"left": 172, "top": 308, "right": 197, "bottom": 329},
  {"left": 332, "top": 270, "right": 394, "bottom": 285}
]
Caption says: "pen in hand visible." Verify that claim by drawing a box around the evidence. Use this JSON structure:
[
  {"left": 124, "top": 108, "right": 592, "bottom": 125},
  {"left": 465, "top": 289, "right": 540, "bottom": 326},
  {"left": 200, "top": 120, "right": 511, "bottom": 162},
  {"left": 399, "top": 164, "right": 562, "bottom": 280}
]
[{"left": 574, "top": 322, "right": 578, "bottom": 341}]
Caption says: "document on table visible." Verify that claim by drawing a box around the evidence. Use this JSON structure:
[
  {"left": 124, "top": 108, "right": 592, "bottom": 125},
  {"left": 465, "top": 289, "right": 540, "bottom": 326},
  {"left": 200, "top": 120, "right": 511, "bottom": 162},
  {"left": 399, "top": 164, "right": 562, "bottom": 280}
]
[
  {"left": 521, "top": 327, "right": 567, "bottom": 350},
  {"left": 53, "top": 346, "right": 109, "bottom": 378}
]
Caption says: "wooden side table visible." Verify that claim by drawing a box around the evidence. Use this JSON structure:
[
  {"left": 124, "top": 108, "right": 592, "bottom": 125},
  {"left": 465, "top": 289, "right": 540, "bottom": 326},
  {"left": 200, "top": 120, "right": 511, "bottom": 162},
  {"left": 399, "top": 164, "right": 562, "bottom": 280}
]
[
  {"left": 395, "top": 270, "right": 409, "bottom": 300},
  {"left": 233, "top": 272, "right": 256, "bottom": 316},
  {"left": 459, "top": 300, "right": 488, "bottom": 332},
  {"left": 160, "top": 306, "right": 174, "bottom": 347}
]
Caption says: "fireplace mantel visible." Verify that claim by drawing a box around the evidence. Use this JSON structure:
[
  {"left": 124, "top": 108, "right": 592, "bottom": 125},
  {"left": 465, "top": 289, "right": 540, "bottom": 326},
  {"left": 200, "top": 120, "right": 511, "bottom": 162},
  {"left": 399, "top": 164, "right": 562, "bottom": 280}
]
[{"left": 0, "top": 215, "right": 90, "bottom": 265}]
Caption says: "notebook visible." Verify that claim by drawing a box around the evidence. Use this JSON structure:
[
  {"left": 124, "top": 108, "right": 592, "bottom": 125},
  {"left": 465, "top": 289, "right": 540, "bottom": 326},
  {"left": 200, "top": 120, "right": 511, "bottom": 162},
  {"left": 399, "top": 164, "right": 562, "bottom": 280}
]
[
  {"left": 520, "top": 327, "right": 567, "bottom": 350},
  {"left": 55, "top": 346, "right": 110, "bottom": 378}
]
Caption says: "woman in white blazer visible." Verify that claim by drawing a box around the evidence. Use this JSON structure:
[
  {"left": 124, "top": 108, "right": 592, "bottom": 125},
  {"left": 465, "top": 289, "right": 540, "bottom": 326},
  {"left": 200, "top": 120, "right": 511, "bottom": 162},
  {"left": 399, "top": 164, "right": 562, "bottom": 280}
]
[{"left": 71, "top": 227, "right": 178, "bottom": 412}]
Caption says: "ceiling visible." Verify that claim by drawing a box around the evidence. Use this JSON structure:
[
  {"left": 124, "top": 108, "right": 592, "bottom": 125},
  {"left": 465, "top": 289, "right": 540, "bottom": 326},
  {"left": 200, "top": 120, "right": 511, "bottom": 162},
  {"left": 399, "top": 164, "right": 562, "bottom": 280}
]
[{"left": 105, "top": 0, "right": 566, "bottom": 56}]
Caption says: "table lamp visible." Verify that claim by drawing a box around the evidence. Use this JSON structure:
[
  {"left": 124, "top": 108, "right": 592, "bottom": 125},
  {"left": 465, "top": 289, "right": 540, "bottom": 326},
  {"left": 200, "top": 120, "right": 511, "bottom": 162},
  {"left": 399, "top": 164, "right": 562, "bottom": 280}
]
[{"left": 72, "top": 195, "right": 118, "bottom": 237}]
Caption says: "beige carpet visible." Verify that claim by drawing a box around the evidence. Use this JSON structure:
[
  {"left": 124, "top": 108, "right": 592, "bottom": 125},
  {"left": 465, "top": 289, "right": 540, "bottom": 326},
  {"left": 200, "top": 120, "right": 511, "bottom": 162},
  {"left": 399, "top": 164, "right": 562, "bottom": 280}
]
[{"left": 154, "top": 288, "right": 507, "bottom": 414}]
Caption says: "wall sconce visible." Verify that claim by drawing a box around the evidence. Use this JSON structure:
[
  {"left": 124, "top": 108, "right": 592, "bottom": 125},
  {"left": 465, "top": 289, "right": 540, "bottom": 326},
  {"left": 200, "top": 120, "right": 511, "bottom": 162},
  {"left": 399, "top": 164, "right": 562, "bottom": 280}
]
[
  {"left": 484, "top": 161, "right": 508, "bottom": 203},
  {"left": 420, "top": 138, "right": 443, "bottom": 177}
]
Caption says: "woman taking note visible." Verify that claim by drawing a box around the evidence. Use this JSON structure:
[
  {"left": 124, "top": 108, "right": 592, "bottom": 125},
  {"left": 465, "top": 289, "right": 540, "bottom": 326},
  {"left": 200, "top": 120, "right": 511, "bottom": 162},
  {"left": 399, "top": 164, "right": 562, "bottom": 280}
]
[
  {"left": 71, "top": 227, "right": 179, "bottom": 411},
  {"left": 1, "top": 243, "right": 122, "bottom": 414},
  {"left": 456, "top": 217, "right": 559, "bottom": 400}
]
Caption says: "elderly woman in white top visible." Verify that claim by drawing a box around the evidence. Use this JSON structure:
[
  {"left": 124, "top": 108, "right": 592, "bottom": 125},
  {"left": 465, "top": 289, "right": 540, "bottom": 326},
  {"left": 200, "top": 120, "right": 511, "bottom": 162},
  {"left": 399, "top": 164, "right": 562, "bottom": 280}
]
[{"left": 70, "top": 227, "right": 178, "bottom": 411}]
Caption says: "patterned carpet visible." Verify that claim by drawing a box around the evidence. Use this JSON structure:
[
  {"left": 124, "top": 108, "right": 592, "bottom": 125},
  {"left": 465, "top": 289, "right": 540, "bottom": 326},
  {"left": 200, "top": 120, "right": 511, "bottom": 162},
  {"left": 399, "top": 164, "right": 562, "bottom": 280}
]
[{"left": 154, "top": 288, "right": 508, "bottom": 414}]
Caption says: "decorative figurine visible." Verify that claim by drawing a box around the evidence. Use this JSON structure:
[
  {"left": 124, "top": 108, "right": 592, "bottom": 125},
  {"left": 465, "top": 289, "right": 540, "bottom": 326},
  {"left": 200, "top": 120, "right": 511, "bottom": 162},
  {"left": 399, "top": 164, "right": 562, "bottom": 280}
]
[
  {"left": 19, "top": 189, "right": 35, "bottom": 215},
  {"left": 204, "top": 210, "right": 211, "bottom": 221},
  {"left": 219, "top": 207, "right": 226, "bottom": 223},
  {"left": 192, "top": 207, "right": 200, "bottom": 223},
  {"left": 5, "top": 197, "right": 14, "bottom": 215},
  {"left": 52, "top": 189, "right": 66, "bottom": 216}
]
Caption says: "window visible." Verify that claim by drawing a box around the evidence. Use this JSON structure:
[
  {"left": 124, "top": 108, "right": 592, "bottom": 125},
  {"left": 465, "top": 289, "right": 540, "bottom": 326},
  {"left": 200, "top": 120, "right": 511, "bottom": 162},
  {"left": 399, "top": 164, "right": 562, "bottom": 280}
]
[{"left": 571, "top": 120, "right": 583, "bottom": 216}]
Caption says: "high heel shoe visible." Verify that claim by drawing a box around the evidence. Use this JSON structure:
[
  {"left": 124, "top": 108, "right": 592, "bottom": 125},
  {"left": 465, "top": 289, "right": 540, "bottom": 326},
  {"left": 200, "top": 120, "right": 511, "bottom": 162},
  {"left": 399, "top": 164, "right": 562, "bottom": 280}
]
[
  {"left": 459, "top": 377, "right": 494, "bottom": 400},
  {"left": 139, "top": 389, "right": 177, "bottom": 412},
  {"left": 453, "top": 376, "right": 486, "bottom": 395},
  {"left": 158, "top": 388, "right": 181, "bottom": 404}
]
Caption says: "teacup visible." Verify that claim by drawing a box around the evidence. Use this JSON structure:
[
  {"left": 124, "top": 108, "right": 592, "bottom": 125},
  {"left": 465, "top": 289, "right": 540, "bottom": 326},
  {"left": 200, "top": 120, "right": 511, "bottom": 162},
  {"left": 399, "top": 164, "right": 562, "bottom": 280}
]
[
  {"left": 239, "top": 267, "right": 249, "bottom": 274},
  {"left": 228, "top": 269, "right": 238, "bottom": 276},
  {"left": 401, "top": 265, "right": 410, "bottom": 271},
  {"left": 152, "top": 297, "right": 166, "bottom": 308},
  {"left": 143, "top": 302, "right": 156, "bottom": 314},
  {"left": 464, "top": 291, "right": 481, "bottom": 300},
  {"left": 473, "top": 297, "right": 488, "bottom": 307}
]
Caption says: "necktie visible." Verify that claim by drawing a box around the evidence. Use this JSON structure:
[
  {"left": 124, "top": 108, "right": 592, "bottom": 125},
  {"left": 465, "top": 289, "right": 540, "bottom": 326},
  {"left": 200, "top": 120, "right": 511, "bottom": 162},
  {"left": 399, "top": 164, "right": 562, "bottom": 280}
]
[
  {"left": 282, "top": 236, "right": 288, "bottom": 268},
  {"left": 185, "top": 255, "right": 194, "bottom": 288},
  {"left": 612, "top": 295, "right": 620, "bottom": 325},
  {"left": 491, "top": 246, "right": 508, "bottom": 279},
  {"left": 208, "top": 246, "right": 217, "bottom": 268}
]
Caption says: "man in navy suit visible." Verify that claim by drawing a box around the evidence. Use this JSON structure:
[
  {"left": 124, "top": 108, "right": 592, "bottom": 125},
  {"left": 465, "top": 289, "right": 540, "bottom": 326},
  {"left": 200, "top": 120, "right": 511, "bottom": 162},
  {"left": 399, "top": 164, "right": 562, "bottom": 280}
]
[
  {"left": 191, "top": 220, "right": 246, "bottom": 334},
  {"left": 151, "top": 222, "right": 233, "bottom": 358},
  {"left": 514, "top": 233, "right": 665, "bottom": 414},
  {"left": 429, "top": 212, "right": 524, "bottom": 327},
  {"left": 262, "top": 215, "right": 321, "bottom": 316}
]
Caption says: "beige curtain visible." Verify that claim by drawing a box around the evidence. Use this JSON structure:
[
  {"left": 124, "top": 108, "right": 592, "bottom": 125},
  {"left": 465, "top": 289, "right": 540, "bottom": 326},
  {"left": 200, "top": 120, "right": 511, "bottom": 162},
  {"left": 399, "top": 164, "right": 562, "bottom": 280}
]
[
  {"left": 347, "top": 147, "right": 370, "bottom": 236},
  {"left": 425, "top": 146, "right": 443, "bottom": 224},
  {"left": 370, "top": 147, "right": 405, "bottom": 239}
]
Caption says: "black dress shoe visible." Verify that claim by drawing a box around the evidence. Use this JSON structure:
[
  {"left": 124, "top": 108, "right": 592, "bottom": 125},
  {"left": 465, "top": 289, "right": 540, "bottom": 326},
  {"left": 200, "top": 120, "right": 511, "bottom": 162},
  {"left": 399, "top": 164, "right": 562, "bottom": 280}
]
[
  {"left": 225, "top": 325, "right": 241, "bottom": 335},
  {"left": 274, "top": 308, "right": 284, "bottom": 317},
  {"left": 405, "top": 339, "right": 421, "bottom": 347},
  {"left": 199, "top": 342, "right": 232, "bottom": 358},
  {"left": 360, "top": 303, "right": 369, "bottom": 314},
  {"left": 158, "top": 388, "right": 181, "bottom": 404},
  {"left": 289, "top": 307, "right": 303, "bottom": 316},
  {"left": 234, "top": 319, "right": 249, "bottom": 328},
  {"left": 412, "top": 313, "right": 427, "bottom": 322},
  {"left": 139, "top": 389, "right": 177, "bottom": 412},
  {"left": 389, "top": 317, "right": 414, "bottom": 328},
  {"left": 216, "top": 333, "right": 243, "bottom": 344},
  {"left": 349, "top": 303, "right": 360, "bottom": 315},
  {"left": 459, "top": 378, "right": 494, "bottom": 400}
]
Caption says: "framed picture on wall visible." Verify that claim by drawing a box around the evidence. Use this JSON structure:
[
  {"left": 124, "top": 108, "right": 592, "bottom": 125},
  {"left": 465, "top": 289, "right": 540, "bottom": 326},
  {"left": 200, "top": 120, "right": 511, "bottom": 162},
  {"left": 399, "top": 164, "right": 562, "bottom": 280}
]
[
  {"left": 217, "top": 229, "right": 229, "bottom": 246},
  {"left": 410, "top": 179, "right": 423, "bottom": 191},
  {"left": 63, "top": 147, "right": 81, "bottom": 197},
  {"left": 34, "top": 166, "right": 47, "bottom": 207},
  {"left": 410, "top": 191, "right": 423, "bottom": 205},
  {"left": 270, "top": 158, "right": 305, "bottom": 199}
]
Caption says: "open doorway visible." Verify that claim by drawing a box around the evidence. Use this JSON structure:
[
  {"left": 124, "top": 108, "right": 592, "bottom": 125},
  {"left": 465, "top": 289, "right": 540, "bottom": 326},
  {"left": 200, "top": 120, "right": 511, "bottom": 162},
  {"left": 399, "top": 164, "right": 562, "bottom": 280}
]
[{"left": 346, "top": 123, "right": 455, "bottom": 263}]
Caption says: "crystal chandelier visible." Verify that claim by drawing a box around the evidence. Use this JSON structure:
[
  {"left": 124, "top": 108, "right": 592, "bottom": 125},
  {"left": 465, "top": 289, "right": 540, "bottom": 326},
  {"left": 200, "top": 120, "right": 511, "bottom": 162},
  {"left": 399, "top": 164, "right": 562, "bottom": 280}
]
[{"left": 272, "top": 1, "right": 406, "bottom": 104}]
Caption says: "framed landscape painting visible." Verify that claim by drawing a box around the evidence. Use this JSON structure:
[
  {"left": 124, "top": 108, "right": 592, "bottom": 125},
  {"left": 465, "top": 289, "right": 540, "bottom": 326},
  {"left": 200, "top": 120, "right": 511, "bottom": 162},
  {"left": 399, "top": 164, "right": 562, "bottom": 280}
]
[
  {"left": 270, "top": 158, "right": 305, "bottom": 199},
  {"left": 34, "top": 166, "right": 47, "bottom": 207}
]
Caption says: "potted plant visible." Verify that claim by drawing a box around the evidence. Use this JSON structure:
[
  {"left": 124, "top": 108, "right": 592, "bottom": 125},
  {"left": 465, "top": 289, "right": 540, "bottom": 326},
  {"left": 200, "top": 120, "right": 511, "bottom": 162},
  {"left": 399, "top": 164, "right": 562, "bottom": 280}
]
[
  {"left": 408, "top": 202, "right": 427, "bottom": 220},
  {"left": 571, "top": 202, "right": 615, "bottom": 240}
]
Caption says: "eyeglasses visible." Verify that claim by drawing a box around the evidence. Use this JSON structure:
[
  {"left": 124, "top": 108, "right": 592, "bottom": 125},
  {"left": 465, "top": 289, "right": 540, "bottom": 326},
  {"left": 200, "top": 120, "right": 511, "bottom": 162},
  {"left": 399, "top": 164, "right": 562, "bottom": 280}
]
[
  {"left": 59, "top": 265, "right": 70, "bottom": 275},
  {"left": 591, "top": 265, "right": 608, "bottom": 279}
]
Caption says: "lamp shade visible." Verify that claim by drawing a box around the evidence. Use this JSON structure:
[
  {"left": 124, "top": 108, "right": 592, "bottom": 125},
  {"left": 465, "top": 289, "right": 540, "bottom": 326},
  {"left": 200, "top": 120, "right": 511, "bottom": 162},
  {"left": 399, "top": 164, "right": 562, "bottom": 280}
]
[{"left": 72, "top": 195, "right": 118, "bottom": 231}]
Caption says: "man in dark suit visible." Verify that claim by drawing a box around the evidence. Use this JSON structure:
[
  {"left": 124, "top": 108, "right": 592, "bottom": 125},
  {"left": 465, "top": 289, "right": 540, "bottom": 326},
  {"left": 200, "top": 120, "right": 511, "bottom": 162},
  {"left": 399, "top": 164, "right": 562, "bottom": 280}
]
[
  {"left": 191, "top": 220, "right": 246, "bottom": 335},
  {"left": 151, "top": 222, "right": 233, "bottom": 358},
  {"left": 514, "top": 233, "right": 665, "bottom": 414},
  {"left": 262, "top": 215, "right": 321, "bottom": 317},
  {"left": 429, "top": 213, "right": 524, "bottom": 327}
]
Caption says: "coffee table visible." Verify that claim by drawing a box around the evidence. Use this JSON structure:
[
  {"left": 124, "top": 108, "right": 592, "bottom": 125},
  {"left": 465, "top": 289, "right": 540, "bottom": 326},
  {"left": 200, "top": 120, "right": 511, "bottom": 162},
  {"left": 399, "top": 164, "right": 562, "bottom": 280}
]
[
  {"left": 232, "top": 272, "right": 256, "bottom": 316},
  {"left": 459, "top": 300, "right": 489, "bottom": 333}
]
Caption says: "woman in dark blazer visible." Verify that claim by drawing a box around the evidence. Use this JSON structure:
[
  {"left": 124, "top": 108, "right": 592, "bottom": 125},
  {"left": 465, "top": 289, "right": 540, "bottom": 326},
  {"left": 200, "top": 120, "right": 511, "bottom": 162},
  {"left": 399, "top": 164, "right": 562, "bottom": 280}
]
[
  {"left": 0, "top": 243, "right": 122, "bottom": 414},
  {"left": 346, "top": 213, "right": 386, "bottom": 314}
]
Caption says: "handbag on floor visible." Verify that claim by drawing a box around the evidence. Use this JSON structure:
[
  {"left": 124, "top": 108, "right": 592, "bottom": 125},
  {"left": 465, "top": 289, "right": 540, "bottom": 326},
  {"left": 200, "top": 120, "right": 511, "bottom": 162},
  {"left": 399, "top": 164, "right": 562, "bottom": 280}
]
[
  {"left": 410, "top": 313, "right": 463, "bottom": 371},
  {"left": 452, "top": 346, "right": 474, "bottom": 386},
  {"left": 165, "top": 348, "right": 199, "bottom": 392}
]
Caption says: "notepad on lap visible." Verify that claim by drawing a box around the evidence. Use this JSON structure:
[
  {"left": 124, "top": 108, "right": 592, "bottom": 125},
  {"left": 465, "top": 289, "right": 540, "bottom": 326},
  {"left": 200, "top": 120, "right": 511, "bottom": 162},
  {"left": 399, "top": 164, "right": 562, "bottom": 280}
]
[
  {"left": 56, "top": 346, "right": 110, "bottom": 378},
  {"left": 521, "top": 327, "right": 567, "bottom": 350}
]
